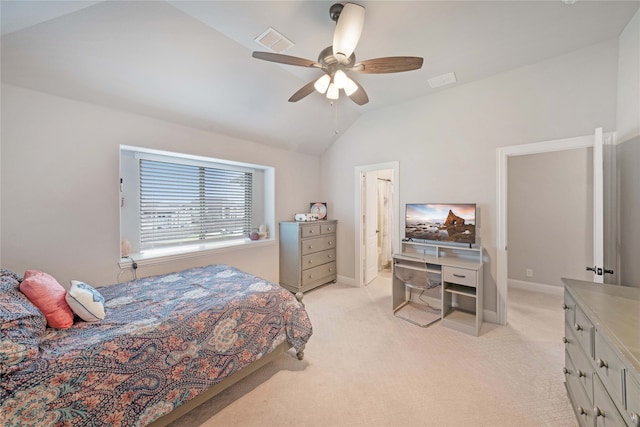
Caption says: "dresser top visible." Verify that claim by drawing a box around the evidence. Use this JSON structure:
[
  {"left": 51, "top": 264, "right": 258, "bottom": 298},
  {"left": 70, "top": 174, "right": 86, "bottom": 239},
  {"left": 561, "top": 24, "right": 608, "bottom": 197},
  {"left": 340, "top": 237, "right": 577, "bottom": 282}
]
[{"left": 562, "top": 278, "right": 640, "bottom": 376}]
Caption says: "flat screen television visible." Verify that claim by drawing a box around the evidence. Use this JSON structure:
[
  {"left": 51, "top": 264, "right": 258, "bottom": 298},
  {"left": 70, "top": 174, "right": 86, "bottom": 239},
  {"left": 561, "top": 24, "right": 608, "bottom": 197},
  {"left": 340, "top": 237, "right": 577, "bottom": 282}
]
[{"left": 405, "top": 203, "right": 476, "bottom": 245}]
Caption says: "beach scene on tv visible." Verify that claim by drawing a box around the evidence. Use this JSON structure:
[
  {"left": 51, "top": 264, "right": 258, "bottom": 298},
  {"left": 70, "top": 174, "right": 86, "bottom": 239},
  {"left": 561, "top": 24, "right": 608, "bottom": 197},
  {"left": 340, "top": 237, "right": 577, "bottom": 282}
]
[{"left": 405, "top": 203, "right": 476, "bottom": 244}]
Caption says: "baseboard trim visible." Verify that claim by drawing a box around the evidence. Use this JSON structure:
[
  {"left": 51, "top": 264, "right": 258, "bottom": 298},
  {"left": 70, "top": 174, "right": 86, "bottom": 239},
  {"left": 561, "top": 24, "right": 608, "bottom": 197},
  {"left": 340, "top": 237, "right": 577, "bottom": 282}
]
[
  {"left": 338, "top": 274, "right": 356, "bottom": 287},
  {"left": 508, "top": 279, "right": 563, "bottom": 296}
]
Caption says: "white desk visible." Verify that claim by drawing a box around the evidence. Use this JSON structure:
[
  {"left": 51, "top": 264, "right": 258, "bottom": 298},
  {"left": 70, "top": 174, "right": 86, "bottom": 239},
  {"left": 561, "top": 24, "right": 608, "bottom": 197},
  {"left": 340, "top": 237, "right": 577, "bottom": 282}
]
[{"left": 392, "top": 243, "right": 483, "bottom": 336}]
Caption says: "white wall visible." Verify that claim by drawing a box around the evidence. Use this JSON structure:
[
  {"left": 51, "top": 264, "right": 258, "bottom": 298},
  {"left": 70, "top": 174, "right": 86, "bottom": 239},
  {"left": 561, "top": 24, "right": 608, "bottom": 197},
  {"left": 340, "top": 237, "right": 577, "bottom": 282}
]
[
  {"left": 321, "top": 40, "right": 619, "bottom": 314},
  {"left": 616, "top": 9, "right": 640, "bottom": 287},
  {"left": 1, "top": 84, "right": 322, "bottom": 287}
]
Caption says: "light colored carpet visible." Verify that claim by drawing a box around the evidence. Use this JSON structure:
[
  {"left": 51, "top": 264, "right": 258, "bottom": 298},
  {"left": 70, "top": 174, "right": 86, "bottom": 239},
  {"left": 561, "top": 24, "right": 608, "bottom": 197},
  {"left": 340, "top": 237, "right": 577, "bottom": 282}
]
[{"left": 169, "top": 272, "right": 577, "bottom": 427}]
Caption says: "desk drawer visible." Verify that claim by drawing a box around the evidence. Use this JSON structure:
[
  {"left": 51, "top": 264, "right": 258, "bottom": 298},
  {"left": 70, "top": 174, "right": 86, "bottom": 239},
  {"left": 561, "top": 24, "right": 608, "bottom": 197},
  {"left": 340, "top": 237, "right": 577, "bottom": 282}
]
[
  {"left": 443, "top": 266, "right": 476, "bottom": 287},
  {"left": 302, "top": 249, "right": 336, "bottom": 270},
  {"left": 301, "top": 236, "right": 335, "bottom": 255},
  {"left": 594, "top": 329, "right": 625, "bottom": 409}
]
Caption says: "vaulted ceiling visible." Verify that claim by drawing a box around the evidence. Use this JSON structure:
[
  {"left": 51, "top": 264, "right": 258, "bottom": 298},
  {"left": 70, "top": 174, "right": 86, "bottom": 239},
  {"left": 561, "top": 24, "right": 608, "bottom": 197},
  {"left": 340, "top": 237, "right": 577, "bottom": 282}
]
[{"left": 2, "top": 1, "right": 638, "bottom": 155}]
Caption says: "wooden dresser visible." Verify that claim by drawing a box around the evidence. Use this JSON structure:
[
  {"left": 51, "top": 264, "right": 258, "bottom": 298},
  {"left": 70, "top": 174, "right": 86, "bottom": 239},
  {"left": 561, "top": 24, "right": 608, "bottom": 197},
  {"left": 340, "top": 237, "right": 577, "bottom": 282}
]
[
  {"left": 562, "top": 278, "right": 640, "bottom": 427},
  {"left": 279, "top": 220, "right": 337, "bottom": 293}
]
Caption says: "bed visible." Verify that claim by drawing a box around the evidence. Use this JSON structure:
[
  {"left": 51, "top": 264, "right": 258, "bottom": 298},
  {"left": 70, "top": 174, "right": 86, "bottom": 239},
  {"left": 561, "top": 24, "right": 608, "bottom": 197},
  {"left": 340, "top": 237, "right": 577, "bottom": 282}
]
[{"left": 0, "top": 264, "right": 313, "bottom": 426}]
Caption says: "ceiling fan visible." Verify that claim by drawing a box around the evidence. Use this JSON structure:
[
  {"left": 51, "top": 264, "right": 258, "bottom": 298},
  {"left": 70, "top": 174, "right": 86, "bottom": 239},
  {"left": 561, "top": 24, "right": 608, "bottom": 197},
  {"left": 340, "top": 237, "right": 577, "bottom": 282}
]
[{"left": 252, "top": 2, "right": 423, "bottom": 106}]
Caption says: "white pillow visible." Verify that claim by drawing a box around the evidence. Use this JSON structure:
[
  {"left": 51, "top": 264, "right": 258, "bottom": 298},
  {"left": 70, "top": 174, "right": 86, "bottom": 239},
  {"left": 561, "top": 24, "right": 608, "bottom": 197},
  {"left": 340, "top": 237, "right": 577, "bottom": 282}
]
[{"left": 65, "top": 280, "right": 105, "bottom": 322}]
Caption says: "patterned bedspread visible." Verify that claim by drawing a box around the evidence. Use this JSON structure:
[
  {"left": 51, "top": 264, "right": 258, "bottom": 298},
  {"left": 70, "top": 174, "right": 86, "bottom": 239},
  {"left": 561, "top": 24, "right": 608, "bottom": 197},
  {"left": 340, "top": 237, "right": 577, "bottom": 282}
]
[{"left": 1, "top": 265, "right": 313, "bottom": 426}]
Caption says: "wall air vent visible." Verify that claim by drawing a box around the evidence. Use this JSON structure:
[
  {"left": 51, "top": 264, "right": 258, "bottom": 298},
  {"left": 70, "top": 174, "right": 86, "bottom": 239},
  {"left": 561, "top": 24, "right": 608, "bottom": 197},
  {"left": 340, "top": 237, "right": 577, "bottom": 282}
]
[{"left": 255, "top": 27, "right": 294, "bottom": 53}]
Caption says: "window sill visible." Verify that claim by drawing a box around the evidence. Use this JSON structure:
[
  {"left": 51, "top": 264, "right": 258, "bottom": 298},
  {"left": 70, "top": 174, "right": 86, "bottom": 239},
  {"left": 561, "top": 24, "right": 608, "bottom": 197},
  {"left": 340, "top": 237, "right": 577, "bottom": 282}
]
[{"left": 118, "top": 238, "right": 276, "bottom": 269}]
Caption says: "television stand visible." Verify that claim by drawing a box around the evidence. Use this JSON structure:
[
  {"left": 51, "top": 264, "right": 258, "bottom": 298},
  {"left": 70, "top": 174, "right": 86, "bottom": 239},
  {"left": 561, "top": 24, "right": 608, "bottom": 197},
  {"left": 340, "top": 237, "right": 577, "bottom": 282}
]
[{"left": 392, "top": 241, "right": 484, "bottom": 336}]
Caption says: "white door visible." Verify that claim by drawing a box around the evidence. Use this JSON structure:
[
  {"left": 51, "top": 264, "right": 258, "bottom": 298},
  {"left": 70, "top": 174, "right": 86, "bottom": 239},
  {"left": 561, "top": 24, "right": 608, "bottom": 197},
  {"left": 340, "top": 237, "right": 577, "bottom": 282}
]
[
  {"left": 589, "top": 127, "right": 617, "bottom": 283},
  {"left": 364, "top": 171, "right": 378, "bottom": 285}
]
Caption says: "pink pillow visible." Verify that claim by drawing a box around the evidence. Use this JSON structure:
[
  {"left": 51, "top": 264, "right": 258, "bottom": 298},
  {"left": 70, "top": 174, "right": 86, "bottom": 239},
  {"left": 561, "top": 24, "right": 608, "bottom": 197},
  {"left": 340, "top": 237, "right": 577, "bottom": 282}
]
[{"left": 19, "top": 270, "right": 74, "bottom": 329}]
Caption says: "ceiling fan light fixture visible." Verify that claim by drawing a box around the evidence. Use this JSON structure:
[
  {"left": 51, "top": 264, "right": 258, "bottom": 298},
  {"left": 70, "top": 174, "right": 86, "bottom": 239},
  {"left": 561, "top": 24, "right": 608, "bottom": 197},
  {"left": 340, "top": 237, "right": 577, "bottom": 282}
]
[
  {"left": 333, "top": 70, "right": 349, "bottom": 89},
  {"left": 343, "top": 78, "right": 359, "bottom": 96},
  {"left": 332, "top": 3, "right": 365, "bottom": 64},
  {"left": 314, "top": 74, "right": 331, "bottom": 93},
  {"left": 326, "top": 82, "right": 340, "bottom": 100}
]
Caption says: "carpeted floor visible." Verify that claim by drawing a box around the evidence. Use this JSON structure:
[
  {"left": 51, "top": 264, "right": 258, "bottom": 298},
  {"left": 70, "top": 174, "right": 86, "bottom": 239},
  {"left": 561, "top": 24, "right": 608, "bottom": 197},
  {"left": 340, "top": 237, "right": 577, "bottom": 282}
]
[{"left": 169, "top": 271, "right": 577, "bottom": 427}]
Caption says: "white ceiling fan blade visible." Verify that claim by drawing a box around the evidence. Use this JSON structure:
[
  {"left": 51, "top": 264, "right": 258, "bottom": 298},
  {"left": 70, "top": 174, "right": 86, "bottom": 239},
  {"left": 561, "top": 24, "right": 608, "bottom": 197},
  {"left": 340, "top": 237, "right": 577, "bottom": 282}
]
[{"left": 332, "top": 3, "right": 365, "bottom": 64}]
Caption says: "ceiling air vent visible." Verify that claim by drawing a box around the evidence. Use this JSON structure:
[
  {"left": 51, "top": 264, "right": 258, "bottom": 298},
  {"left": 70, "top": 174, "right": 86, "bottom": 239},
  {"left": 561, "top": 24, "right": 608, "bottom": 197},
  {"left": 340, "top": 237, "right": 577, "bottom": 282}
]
[
  {"left": 428, "top": 72, "right": 457, "bottom": 89},
  {"left": 255, "top": 27, "right": 294, "bottom": 53}
]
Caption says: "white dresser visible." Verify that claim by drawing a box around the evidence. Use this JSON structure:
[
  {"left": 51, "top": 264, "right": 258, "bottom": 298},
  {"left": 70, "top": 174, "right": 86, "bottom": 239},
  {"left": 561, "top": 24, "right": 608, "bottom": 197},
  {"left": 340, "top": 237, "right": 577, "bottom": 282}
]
[
  {"left": 279, "top": 220, "right": 337, "bottom": 293},
  {"left": 562, "top": 278, "right": 640, "bottom": 427}
]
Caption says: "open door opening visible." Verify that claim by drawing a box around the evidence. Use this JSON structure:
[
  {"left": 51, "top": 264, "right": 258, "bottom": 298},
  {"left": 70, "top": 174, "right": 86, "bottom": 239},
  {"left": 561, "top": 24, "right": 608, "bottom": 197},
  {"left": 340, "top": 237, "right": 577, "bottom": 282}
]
[{"left": 354, "top": 162, "right": 400, "bottom": 288}]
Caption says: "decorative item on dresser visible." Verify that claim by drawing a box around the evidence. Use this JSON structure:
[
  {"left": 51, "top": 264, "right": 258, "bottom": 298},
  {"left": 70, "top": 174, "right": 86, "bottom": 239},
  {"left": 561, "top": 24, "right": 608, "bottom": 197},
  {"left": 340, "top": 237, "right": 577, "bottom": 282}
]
[
  {"left": 562, "top": 278, "right": 640, "bottom": 427},
  {"left": 279, "top": 220, "right": 337, "bottom": 293}
]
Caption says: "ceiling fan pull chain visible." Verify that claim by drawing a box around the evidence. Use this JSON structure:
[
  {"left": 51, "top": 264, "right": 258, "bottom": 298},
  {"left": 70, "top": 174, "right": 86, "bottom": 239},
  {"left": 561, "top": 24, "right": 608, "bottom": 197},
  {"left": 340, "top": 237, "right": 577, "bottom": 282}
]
[{"left": 334, "top": 99, "right": 340, "bottom": 134}]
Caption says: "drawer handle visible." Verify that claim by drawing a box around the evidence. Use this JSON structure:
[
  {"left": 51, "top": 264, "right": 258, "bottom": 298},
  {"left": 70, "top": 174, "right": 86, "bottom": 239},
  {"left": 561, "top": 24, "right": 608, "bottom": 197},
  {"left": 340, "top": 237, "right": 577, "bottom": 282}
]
[
  {"left": 453, "top": 274, "right": 466, "bottom": 278},
  {"left": 562, "top": 303, "right": 570, "bottom": 310},
  {"left": 308, "top": 260, "right": 313, "bottom": 264},
  {"left": 594, "top": 407, "right": 605, "bottom": 418},
  {"left": 328, "top": 254, "right": 333, "bottom": 259},
  {"left": 309, "top": 230, "right": 314, "bottom": 234},
  {"left": 562, "top": 337, "right": 569, "bottom": 344},
  {"left": 308, "top": 275, "right": 313, "bottom": 279},
  {"left": 630, "top": 412, "right": 639, "bottom": 426},
  {"left": 562, "top": 367, "right": 569, "bottom": 375},
  {"left": 574, "top": 323, "right": 583, "bottom": 332},
  {"left": 596, "top": 358, "right": 608, "bottom": 369},
  {"left": 576, "top": 369, "right": 586, "bottom": 378},
  {"left": 329, "top": 241, "right": 334, "bottom": 245},
  {"left": 308, "top": 245, "right": 313, "bottom": 249},
  {"left": 329, "top": 268, "right": 333, "bottom": 272},
  {"left": 577, "top": 406, "right": 587, "bottom": 416}
]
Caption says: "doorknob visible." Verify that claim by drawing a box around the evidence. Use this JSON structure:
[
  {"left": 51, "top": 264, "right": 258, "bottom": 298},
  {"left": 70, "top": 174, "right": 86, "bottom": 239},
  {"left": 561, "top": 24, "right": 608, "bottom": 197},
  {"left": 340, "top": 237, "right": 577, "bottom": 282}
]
[{"left": 586, "top": 266, "right": 614, "bottom": 276}]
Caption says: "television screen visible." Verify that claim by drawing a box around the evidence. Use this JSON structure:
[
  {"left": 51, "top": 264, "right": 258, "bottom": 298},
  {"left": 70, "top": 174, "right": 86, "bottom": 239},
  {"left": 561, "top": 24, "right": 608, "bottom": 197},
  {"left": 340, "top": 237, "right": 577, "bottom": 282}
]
[{"left": 405, "top": 203, "right": 476, "bottom": 244}]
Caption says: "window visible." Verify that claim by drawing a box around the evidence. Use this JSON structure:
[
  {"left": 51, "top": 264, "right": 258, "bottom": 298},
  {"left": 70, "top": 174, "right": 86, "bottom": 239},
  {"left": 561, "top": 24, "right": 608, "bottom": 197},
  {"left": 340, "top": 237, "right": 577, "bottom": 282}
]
[{"left": 120, "top": 146, "right": 274, "bottom": 261}]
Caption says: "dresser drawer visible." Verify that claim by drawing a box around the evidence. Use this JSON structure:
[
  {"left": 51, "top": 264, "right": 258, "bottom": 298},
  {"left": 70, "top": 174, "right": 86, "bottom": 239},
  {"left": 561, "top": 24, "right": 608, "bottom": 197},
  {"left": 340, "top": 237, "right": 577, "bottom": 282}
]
[
  {"left": 443, "top": 266, "right": 476, "bottom": 287},
  {"left": 594, "top": 329, "right": 626, "bottom": 410},
  {"left": 301, "top": 236, "right": 335, "bottom": 255},
  {"left": 626, "top": 375, "right": 640, "bottom": 427},
  {"left": 301, "top": 224, "right": 321, "bottom": 238},
  {"left": 593, "top": 374, "right": 626, "bottom": 427},
  {"left": 302, "top": 249, "right": 336, "bottom": 270},
  {"left": 572, "top": 304, "right": 594, "bottom": 359},
  {"left": 301, "top": 261, "right": 336, "bottom": 286},
  {"left": 320, "top": 223, "right": 336, "bottom": 234},
  {"left": 563, "top": 290, "right": 577, "bottom": 328},
  {"left": 565, "top": 351, "right": 595, "bottom": 427},
  {"left": 564, "top": 328, "right": 594, "bottom": 402}
]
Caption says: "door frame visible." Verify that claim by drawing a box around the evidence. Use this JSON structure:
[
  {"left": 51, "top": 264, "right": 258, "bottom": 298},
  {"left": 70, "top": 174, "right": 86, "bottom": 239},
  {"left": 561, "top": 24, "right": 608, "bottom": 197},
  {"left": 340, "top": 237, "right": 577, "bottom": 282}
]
[
  {"left": 355, "top": 161, "right": 400, "bottom": 288},
  {"left": 496, "top": 133, "right": 597, "bottom": 325}
]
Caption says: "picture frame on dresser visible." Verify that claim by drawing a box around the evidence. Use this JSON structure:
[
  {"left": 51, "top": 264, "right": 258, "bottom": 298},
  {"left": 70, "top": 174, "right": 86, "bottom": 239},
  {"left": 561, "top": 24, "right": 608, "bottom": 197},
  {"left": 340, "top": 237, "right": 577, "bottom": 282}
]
[{"left": 309, "top": 202, "right": 328, "bottom": 220}]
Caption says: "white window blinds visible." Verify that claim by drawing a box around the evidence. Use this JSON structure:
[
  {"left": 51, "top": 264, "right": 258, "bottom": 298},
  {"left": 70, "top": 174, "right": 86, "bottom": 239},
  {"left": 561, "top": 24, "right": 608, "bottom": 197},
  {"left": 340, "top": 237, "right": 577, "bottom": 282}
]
[{"left": 139, "top": 159, "right": 253, "bottom": 249}]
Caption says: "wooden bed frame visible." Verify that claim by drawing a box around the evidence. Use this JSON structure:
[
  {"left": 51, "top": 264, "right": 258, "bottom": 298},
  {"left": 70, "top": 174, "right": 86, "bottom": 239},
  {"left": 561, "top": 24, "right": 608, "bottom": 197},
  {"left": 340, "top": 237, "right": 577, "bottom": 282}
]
[{"left": 148, "top": 293, "right": 306, "bottom": 426}]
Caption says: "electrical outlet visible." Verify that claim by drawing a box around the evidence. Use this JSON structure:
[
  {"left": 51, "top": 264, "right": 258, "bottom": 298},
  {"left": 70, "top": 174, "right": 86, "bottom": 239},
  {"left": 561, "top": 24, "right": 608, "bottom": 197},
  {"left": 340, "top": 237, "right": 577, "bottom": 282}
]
[{"left": 526, "top": 268, "right": 533, "bottom": 278}]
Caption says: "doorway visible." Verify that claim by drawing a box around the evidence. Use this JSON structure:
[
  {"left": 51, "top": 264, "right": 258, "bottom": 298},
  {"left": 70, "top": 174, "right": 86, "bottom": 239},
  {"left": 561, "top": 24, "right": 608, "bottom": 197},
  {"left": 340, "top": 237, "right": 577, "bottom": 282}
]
[
  {"left": 496, "top": 129, "right": 615, "bottom": 325},
  {"left": 354, "top": 162, "right": 400, "bottom": 288}
]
